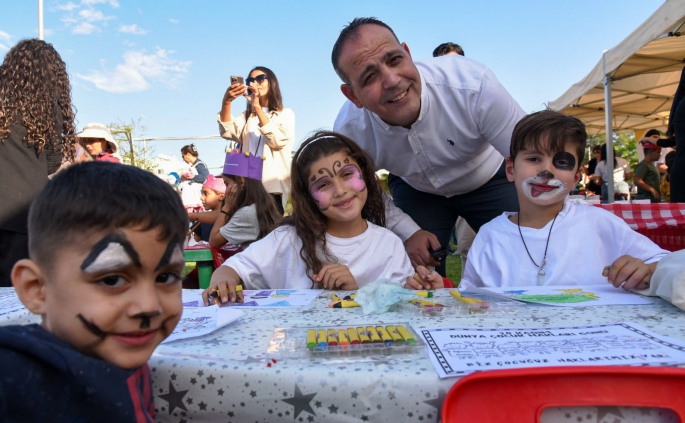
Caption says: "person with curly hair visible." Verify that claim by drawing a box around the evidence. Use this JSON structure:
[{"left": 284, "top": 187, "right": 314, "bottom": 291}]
[{"left": 0, "top": 39, "right": 77, "bottom": 286}]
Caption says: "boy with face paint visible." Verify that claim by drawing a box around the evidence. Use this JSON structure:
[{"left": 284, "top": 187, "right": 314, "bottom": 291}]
[
  {"left": 461, "top": 110, "right": 669, "bottom": 290},
  {"left": 1, "top": 162, "right": 187, "bottom": 422}
]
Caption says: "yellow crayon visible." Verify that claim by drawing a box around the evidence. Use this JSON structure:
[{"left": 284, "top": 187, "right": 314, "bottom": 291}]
[
  {"left": 317, "top": 329, "right": 327, "bottom": 347},
  {"left": 236, "top": 285, "right": 243, "bottom": 292},
  {"left": 417, "top": 290, "right": 433, "bottom": 298},
  {"left": 331, "top": 292, "right": 341, "bottom": 302},
  {"left": 338, "top": 329, "right": 350, "bottom": 346},
  {"left": 450, "top": 290, "right": 489, "bottom": 309},
  {"left": 327, "top": 329, "right": 339, "bottom": 346},
  {"left": 376, "top": 326, "right": 393, "bottom": 346},
  {"left": 306, "top": 329, "right": 317, "bottom": 350},
  {"left": 331, "top": 300, "right": 360, "bottom": 308},
  {"left": 357, "top": 327, "right": 371, "bottom": 344},
  {"left": 347, "top": 328, "right": 361, "bottom": 345},
  {"left": 409, "top": 299, "right": 442, "bottom": 307},
  {"left": 396, "top": 325, "right": 416, "bottom": 345},
  {"left": 386, "top": 325, "right": 403, "bottom": 343},
  {"left": 366, "top": 326, "right": 382, "bottom": 343}
]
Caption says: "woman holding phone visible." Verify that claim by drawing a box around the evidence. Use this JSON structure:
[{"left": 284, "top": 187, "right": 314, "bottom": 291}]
[{"left": 217, "top": 66, "right": 294, "bottom": 214}]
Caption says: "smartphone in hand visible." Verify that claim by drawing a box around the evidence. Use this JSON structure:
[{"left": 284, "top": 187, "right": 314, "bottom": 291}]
[{"left": 230, "top": 75, "right": 244, "bottom": 85}]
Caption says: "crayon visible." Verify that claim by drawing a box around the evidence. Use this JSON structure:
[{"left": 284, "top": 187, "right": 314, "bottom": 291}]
[
  {"left": 327, "top": 329, "right": 339, "bottom": 346},
  {"left": 347, "top": 328, "right": 361, "bottom": 345},
  {"left": 450, "top": 290, "right": 489, "bottom": 309},
  {"left": 330, "top": 300, "right": 360, "bottom": 308},
  {"left": 331, "top": 293, "right": 341, "bottom": 302},
  {"left": 338, "top": 329, "right": 350, "bottom": 346},
  {"left": 317, "top": 329, "right": 328, "bottom": 348},
  {"left": 357, "top": 327, "right": 371, "bottom": 344},
  {"left": 386, "top": 325, "right": 404, "bottom": 344},
  {"left": 366, "top": 326, "right": 382, "bottom": 343},
  {"left": 396, "top": 325, "right": 416, "bottom": 345},
  {"left": 306, "top": 329, "right": 317, "bottom": 350},
  {"left": 376, "top": 326, "right": 393, "bottom": 346},
  {"left": 417, "top": 290, "right": 433, "bottom": 298},
  {"left": 209, "top": 284, "right": 243, "bottom": 298}
]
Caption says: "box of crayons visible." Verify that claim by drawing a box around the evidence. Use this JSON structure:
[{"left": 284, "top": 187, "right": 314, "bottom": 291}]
[
  {"left": 394, "top": 289, "right": 526, "bottom": 316},
  {"left": 266, "top": 324, "right": 425, "bottom": 358}
]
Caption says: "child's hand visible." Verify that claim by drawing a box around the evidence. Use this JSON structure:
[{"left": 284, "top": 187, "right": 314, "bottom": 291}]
[
  {"left": 404, "top": 265, "right": 443, "bottom": 290},
  {"left": 603, "top": 255, "right": 656, "bottom": 291},
  {"left": 201, "top": 266, "right": 244, "bottom": 305},
  {"left": 313, "top": 264, "right": 358, "bottom": 290}
]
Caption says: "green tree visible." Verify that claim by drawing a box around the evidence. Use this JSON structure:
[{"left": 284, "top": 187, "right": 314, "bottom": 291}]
[
  {"left": 108, "top": 118, "right": 158, "bottom": 172},
  {"left": 587, "top": 131, "right": 638, "bottom": 179}
]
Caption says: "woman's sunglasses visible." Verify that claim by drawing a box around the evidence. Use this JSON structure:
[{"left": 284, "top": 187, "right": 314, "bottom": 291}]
[{"left": 246, "top": 74, "right": 268, "bottom": 85}]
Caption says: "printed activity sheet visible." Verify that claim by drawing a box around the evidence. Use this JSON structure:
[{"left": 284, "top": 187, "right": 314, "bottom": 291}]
[
  {"left": 418, "top": 322, "right": 685, "bottom": 378},
  {"left": 182, "top": 289, "right": 322, "bottom": 309},
  {"left": 0, "top": 289, "right": 28, "bottom": 321},
  {"left": 464, "top": 285, "right": 652, "bottom": 307},
  {"left": 163, "top": 305, "right": 243, "bottom": 343}
]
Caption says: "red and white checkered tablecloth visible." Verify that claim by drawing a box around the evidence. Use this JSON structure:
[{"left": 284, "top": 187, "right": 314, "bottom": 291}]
[{"left": 593, "top": 203, "right": 685, "bottom": 230}]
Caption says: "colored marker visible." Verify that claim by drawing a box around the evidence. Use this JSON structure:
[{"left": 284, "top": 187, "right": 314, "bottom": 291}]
[
  {"left": 306, "top": 329, "right": 317, "bottom": 350},
  {"left": 396, "top": 325, "right": 416, "bottom": 345},
  {"left": 327, "top": 329, "right": 339, "bottom": 346},
  {"left": 366, "top": 326, "right": 382, "bottom": 343},
  {"left": 386, "top": 325, "right": 404, "bottom": 344},
  {"left": 209, "top": 284, "right": 243, "bottom": 298},
  {"left": 376, "top": 326, "right": 393, "bottom": 346},
  {"left": 347, "top": 328, "right": 361, "bottom": 345},
  {"left": 450, "top": 290, "right": 489, "bottom": 309},
  {"left": 356, "top": 327, "right": 371, "bottom": 344},
  {"left": 317, "top": 329, "right": 328, "bottom": 348},
  {"left": 330, "top": 300, "right": 360, "bottom": 308},
  {"left": 417, "top": 290, "right": 433, "bottom": 298},
  {"left": 338, "top": 329, "right": 350, "bottom": 346}
]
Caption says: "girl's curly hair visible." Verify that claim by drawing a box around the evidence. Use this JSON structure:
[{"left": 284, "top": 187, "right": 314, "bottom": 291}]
[{"left": 0, "top": 39, "right": 77, "bottom": 161}]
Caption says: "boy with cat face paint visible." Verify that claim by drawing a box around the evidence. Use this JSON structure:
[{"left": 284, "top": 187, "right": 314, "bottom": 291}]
[
  {"left": 1, "top": 162, "right": 187, "bottom": 422},
  {"left": 460, "top": 110, "right": 668, "bottom": 289}
]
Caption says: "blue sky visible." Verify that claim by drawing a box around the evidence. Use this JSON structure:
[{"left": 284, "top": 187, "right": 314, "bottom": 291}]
[{"left": 2, "top": 0, "right": 666, "bottom": 169}]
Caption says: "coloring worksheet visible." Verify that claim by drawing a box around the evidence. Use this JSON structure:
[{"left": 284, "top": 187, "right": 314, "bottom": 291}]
[
  {"left": 0, "top": 289, "right": 27, "bottom": 319},
  {"left": 464, "top": 285, "right": 652, "bottom": 307},
  {"left": 163, "top": 305, "right": 243, "bottom": 343},
  {"left": 182, "top": 289, "right": 323, "bottom": 309},
  {"left": 418, "top": 322, "right": 685, "bottom": 378}
]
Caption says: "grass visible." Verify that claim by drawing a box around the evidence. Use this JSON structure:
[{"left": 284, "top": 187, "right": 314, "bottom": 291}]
[{"left": 445, "top": 254, "right": 463, "bottom": 286}]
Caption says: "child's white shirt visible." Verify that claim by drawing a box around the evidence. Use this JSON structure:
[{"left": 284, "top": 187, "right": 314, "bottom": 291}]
[
  {"left": 461, "top": 199, "right": 669, "bottom": 288},
  {"left": 223, "top": 221, "right": 414, "bottom": 289}
]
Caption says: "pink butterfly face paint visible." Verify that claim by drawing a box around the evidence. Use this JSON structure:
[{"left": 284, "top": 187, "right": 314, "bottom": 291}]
[{"left": 309, "top": 156, "right": 366, "bottom": 211}]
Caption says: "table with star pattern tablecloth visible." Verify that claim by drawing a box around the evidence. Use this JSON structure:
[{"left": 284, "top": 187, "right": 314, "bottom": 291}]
[{"left": 2, "top": 288, "right": 685, "bottom": 423}]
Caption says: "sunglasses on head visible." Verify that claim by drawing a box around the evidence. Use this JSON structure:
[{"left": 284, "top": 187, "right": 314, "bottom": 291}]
[{"left": 246, "top": 74, "right": 267, "bottom": 85}]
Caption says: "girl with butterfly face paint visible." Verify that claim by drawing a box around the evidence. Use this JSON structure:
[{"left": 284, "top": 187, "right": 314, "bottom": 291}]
[{"left": 202, "top": 132, "right": 443, "bottom": 306}]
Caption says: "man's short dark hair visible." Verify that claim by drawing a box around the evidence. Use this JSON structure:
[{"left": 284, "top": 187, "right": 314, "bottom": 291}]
[
  {"left": 331, "top": 17, "right": 400, "bottom": 85},
  {"left": 592, "top": 145, "right": 601, "bottom": 153},
  {"left": 29, "top": 162, "right": 188, "bottom": 269},
  {"left": 645, "top": 129, "right": 661, "bottom": 138},
  {"left": 433, "top": 42, "right": 464, "bottom": 57},
  {"left": 510, "top": 110, "right": 587, "bottom": 171}
]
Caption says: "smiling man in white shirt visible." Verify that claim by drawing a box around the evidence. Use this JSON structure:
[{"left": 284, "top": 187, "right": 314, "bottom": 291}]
[{"left": 331, "top": 17, "right": 525, "bottom": 275}]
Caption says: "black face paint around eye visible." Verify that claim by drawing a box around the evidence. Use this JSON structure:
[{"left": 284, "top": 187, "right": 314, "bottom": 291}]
[
  {"left": 80, "top": 232, "right": 141, "bottom": 271},
  {"left": 77, "top": 314, "right": 108, "bottom": 338},
  {"left": 552, "top": 151, "right": 576, "bottom": 171},
  {"left": 537, "top": 170, "right": 555, "bottom": 179}
]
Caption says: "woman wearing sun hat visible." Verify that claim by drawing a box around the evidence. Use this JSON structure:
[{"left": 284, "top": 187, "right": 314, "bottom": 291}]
[{"left": 76, "top": 122, "right": 121, "bottom": 163}]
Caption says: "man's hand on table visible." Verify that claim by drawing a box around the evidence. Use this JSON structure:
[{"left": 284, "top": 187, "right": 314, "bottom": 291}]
[{"left": 404, "top": 230, "right": 441, "bottom": 269}]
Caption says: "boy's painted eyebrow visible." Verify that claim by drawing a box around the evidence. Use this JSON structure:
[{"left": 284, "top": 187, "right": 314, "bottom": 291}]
[
  {"left": 80, "top": 232, "right": 141, "bottom": 273},
  {"left": 156, "top": 239, "right": 184, "bottom": 271}
]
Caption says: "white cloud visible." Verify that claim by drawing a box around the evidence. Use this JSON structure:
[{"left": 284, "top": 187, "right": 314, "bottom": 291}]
[
  {"left": 119, "top": 24, "right": 147, "bottom": 35},
  {"left": 0, "top": 30, "right": 11, "bottom": 42},
  {"left": 79, "top": 8, "right": 114, "bottom": 22},
  {"left": 169, "top": 18, "right": 179, "bottom": 24},
  {"left": 82, "top": 0, "right": 120, "bottom": 7},
  {"left": 0, "top": 44, "right": 8, "bottom": 52},
  {"left": 72, "top": 22, "right": 99, "bottom": 34},
  {"left": 56, "top": 2, "right": 79, "bottom": 11},
  {"left": 77, "top": 49, "right": 191, "bottom": 93}
]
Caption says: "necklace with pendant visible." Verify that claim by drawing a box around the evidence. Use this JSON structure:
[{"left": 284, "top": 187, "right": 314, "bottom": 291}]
[{"left": 517, "top": 211, "right": 560, "bottom": 285}]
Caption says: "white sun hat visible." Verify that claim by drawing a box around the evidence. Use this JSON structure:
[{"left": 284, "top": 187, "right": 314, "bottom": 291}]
[{"left": 77, "top": 122, "right": 119, "bottom": 154}]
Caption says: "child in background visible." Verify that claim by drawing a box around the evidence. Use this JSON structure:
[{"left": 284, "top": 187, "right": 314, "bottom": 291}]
[
  {"left": 178, "top": 144, "right": 209, "bottom": 212},
  {"left": 2, "top": 162, "right": 187, "bottom": 422},
  {"left": 634, "top": 140, "right": 662, "bottom": 203},
  {"left": 188, "top": 174, "right": 226, "bottom": 243},
  {"left": 207, "top": 149, "right": 281, "bottom": 249},
  {"left": 76, "top": 123, "right": 121, "bottom": 163},
  {"left": 203, "top": 131, "right": 442, "bottom": 305},
  {"left": 461, "top": 110, "right": 668, "bottom": 289},
  {"left": 661, "top": 151, "right": 676, "bottom": 202}
]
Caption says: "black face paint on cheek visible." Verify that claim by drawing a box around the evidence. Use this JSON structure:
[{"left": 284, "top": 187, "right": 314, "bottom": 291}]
[
  {"left": 134, "top": 311, "right": 162, "bottom": 329},
  {"left": 77, "top": 314, "right": 108, "bottom": 338},
  {"left": 80, "top": 232, "right": 141, "bottom": 271},
  {"left": 537, "top": 170, "right": 555, "bottom": 179},
  {"left": 155, "top": 236, "right": 183, "bottom": 271},
  {"left": 553, "top": 152, "right": 576, "bottom": 171}
]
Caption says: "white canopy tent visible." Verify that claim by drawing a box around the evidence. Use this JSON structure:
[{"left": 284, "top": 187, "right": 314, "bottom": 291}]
[{"left": 549, "top": 0, "right": 685, "bottom": 202}]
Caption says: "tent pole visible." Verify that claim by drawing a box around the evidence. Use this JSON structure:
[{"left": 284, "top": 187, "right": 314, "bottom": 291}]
[{"left": 603, "top": 51, "right": 615, "bottom": 204}]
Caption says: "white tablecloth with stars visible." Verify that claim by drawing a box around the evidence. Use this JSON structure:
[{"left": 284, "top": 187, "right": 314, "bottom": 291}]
[{"left": 2, "top": 288, "right": 685, "bottom": 423}]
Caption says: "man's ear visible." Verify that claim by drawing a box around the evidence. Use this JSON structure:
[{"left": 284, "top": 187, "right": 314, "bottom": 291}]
[
  {"left": 505, "top": 157, "right": 516, "bottom": 182},
  {"left": 341, "top": 84, "right": 363, "bottom": 109},
  {"left": 11, "top": 259, "right": 48, "bottom": 315},
  {"left": 401, "top": 42, "right": 412, "bottom": 57}
]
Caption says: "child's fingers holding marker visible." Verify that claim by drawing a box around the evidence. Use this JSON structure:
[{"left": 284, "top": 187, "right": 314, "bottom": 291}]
[
  {"left": 404, "top": 274, "right": 424, "bottom": 290},
  {"left": 605, "top": 255, "right": 652, "bottom": 290}
]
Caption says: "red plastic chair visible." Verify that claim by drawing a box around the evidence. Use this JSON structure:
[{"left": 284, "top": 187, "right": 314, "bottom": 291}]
[
  {"left": 442, "top": 277, "right": 455, "bottom": 288},
  {"left": 442, "top": 366, "right": 685, "bottom": 423}
]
